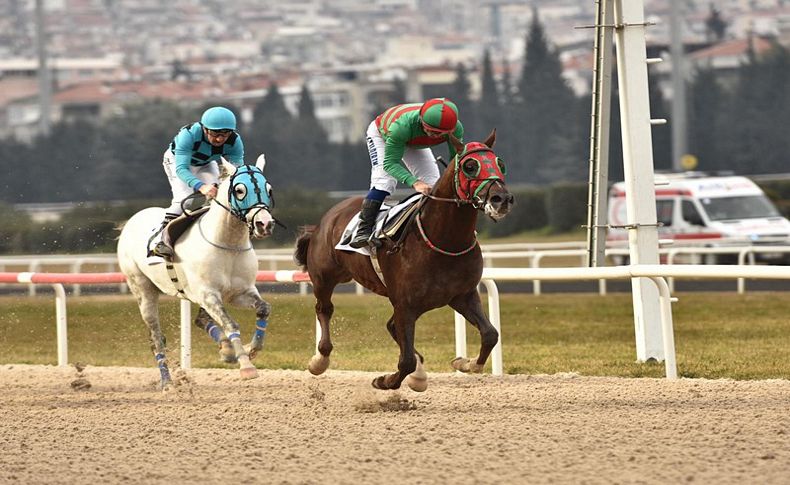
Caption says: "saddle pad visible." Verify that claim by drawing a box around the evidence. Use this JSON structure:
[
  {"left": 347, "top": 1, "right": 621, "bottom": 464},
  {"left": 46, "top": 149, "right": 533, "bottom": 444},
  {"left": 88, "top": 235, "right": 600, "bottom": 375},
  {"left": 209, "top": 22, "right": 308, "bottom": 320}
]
[{"left": 335, "top": 194, "right": 422, "bottom": 255}]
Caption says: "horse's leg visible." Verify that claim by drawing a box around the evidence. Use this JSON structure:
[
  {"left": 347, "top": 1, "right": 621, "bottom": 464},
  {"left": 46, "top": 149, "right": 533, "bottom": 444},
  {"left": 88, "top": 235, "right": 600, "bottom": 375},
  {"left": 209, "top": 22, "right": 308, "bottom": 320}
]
[
  {"left": 448, "top": 289, "right": 499, "bottom": 373},
  {"left": 372, "top": 307, "right": 418, "bottom": 390},
  {"left": 308, "top": 279, "right": 338, "bottom": 375},
  {"left": 193, "top": 307, "right": 236, "bottom": 363},
  {"left": 199, "top": 291, "right": 257, "bottom": 380},
  {"left": 386, "top": 316, "right": 427, "bottom": 392},
  {"left": 228, "top": 288, "right": 271, "bottom": 360},
  {"left": 127, "top": 274, "right": 172, "bottom": 389}
]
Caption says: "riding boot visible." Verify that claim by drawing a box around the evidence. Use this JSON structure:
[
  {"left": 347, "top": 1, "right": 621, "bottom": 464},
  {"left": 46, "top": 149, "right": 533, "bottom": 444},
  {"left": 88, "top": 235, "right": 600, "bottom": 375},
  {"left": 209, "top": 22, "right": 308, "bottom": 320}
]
[
  {"left": 349, "top": 199, "right": 383, "bottom": 248},
  {"left": 153, "top": 214, "right": 177, "bottom": 259}
]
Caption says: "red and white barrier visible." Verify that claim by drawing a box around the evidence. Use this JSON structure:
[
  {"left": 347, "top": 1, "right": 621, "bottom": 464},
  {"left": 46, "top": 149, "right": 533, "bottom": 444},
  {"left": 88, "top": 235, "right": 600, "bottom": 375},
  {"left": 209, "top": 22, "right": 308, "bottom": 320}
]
[
  {"left": 11, "top": 264, "right": 790, "bottom": 379},
  {"left": 0, "top": 271, "right": 310, "bottom": 369}
]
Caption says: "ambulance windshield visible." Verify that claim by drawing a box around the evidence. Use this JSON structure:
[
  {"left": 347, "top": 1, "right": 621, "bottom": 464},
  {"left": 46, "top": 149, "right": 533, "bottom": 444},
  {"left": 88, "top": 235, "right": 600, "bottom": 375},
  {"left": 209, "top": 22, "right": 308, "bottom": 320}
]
[{"left": 700, "top": 195, "right": 781, "bottom": 221}]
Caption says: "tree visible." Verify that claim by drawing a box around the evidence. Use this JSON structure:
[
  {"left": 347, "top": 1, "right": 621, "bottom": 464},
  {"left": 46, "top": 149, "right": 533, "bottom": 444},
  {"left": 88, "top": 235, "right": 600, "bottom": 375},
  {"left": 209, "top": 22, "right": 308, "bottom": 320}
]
[
  {"left": 247, "top": 83, "right": 300, "bottom": 188},
  {"left": 447, "top": 62, "right": 476, "bottom": 138},
  {"left": 295, "top": 84, "right": 334, "bottom": 188},
  {"left": 518, "top": 8, "right": 582, "bottom": 184},
  {"left": 647, "top": 65, "right": 671, "bottom": 171},
  {"left": 705, "top": 4, "right": 727, "bottom": 43},
  {"left": 687, "top": 65, "right": 725, "bottom": 171},
  {"left": 477, "top": 49, "right": 500, "bottom": 140}
]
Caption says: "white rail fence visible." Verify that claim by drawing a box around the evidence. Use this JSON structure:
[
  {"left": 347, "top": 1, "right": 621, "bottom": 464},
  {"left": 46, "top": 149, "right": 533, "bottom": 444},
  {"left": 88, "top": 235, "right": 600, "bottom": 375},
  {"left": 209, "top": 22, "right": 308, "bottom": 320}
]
[
  {"left": 5, "top": 264, "right": 790, "bottom": 380},
  {"left": 3, "top": 242, "right": 789, "bottom": 296}
]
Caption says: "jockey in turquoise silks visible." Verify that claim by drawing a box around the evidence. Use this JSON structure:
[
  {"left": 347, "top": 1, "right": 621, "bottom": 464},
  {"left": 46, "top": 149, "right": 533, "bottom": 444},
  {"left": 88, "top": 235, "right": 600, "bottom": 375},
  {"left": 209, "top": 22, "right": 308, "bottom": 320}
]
[
  {"left": 152, "top": 106, "right": 245, "bottom": 258},
  {"left": 349, "top": 97, "right": 464, "bottom": 248}
]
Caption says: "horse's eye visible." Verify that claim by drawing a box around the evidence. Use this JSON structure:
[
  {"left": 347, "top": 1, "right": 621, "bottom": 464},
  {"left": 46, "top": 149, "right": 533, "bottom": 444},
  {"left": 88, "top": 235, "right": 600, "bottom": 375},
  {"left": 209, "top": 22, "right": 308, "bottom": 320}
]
[
  {"left": 233, "top": 183, "right": 247, "bottom": 200},
  {"left": 462, "top": 159, "right": 480, "bottom": 177},
  {"left": 496, "top": 157, "right": 507, "bottom": 176}
]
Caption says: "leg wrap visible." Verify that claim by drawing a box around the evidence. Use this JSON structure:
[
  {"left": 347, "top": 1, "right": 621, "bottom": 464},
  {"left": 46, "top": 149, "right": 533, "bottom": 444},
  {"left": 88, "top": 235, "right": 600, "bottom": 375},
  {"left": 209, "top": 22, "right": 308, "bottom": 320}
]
[
  {"left": 250, "top": 319, "right": 268, "bottom": 351},
  {"left": 155, "top": 353, "right": 171, "bottom": 384},
  {"left": 204, "top": 321, "right": 223, "bottom": 343}
]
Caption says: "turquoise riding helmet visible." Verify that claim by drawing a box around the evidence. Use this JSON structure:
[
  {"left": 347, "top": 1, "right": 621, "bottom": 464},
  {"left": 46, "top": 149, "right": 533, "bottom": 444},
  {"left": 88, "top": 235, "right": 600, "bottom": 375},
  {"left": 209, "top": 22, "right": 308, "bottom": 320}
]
[{"left": 201, "top": 106, "right": 237, "bottom": 131}]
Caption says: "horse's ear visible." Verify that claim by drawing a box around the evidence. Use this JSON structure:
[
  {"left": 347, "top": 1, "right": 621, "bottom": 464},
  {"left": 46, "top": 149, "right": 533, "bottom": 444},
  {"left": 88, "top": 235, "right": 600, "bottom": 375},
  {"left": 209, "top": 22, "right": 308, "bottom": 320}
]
[
  {"left": 255, "top": 153, "right": 266, "bottom": 172},
  {"left": 219, "top": 158, "right": 236, "bottom": 180},
  {"left": 483, "top": 128, "right": 496, "bottom": 148},
  {"left": 448, "top": 133, "right": 465, "bottom": 154}
]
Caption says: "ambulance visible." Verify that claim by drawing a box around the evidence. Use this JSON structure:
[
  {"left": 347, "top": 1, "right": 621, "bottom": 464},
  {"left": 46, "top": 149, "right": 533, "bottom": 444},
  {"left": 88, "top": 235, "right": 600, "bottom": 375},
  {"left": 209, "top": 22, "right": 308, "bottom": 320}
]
[{"left": 607, "top": 173, "right": 790, "bottom": 264}]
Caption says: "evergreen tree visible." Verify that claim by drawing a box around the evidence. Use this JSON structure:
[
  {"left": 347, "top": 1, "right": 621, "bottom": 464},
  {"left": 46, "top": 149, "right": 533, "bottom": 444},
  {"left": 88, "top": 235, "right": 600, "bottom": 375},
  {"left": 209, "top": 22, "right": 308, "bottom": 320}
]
[
  {"left": 392, "top": 77, "right": 408, "bottom": 104},
  {"left": 477, "top": 49, "right": 500, "bottom": 140},
  {"left": 705, "top": 4, "right": 727, "bottom": 42},
  {"left": 295, "top": 83, "right": 333, "bottom": 189},
  {"left": 448, "top": 62, "right": 475, "bottom": 138},
  {"left": 497, "top": 57, "right": 518, "bottom": 166},
  {"left": 99, "top": 99, "right": 189, "bottom": 200},
  {"left": 718, "top": 40, "right": 790, "bottom": 175},
  {"left": 518, "top": 8, "right": 582, "bottom": 184},
  {"left": 647, "top": 65, "right": 671, "bottom": 171},
  {"left": 687, "top": 65, "right": 725, "bottom": 171},
  {"left": 247, "top": 83, "right": 300, "bottom": 188}
]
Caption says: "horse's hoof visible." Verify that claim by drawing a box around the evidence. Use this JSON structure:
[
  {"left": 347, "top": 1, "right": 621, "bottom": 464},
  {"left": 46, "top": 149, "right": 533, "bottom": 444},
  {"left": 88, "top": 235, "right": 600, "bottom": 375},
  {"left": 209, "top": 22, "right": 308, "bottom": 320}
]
[
  {"left": 452, "top": 357, "right": 485, "bottom": 373},
  {"left": 239, "top": 367, "right": 258, "bottom": 380},
  {"left": 244, "top": 343, "right": 262, "bottom": 361},
  {"left": 371, "top": 375, "right": 401, "bottom": 390},
  {"left": 404, "top": 374, "right": 427, "bottom": 392},
  {"left": 219, "top": 340, "right": 237, "bottom": 363},
  {"left": 160, "top": 379, "right": 174, "bottom": 392},
  {"left": 405, "top": 354, "right": 428, "bottom": 391},
  {"left": 308, "top": 354, "right": 330, "bottom": 375},
  {"left": 371, "top": 375, "right": 388, "bottom": 390}
]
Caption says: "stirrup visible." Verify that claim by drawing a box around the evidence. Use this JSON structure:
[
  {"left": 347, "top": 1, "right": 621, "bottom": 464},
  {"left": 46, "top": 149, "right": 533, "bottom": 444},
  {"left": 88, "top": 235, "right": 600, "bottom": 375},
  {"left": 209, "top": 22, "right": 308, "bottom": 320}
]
[
  {"left": 153, "top": 242, "right": 174, "bottom": 258},
  {"left": 349, "top": 234, "right": 371, "bottom": 249}
]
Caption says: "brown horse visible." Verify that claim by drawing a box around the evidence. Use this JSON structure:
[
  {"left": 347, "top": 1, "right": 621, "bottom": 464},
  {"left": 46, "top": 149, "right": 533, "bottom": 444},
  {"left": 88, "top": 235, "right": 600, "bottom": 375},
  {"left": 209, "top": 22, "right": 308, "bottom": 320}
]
[{"left": 294, "top": 130, "right": 513, "bottom": 391}]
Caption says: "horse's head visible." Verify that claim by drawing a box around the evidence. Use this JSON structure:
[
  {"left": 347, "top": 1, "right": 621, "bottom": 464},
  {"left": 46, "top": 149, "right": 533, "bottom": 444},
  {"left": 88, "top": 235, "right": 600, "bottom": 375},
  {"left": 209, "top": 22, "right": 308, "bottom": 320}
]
[
  {"left": 448, "top": 130, "right": 514, "bottom": 220},
  {"left": 219, "top": 155, "right": 275, "bottom": 238}
]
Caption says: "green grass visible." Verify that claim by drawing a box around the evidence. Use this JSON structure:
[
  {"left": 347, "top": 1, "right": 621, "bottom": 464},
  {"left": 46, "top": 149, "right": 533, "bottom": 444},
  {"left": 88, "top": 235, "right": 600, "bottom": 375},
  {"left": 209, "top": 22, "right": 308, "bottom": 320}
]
[{"left": 1, "top": 292, "right": 788, "bottom": 380}]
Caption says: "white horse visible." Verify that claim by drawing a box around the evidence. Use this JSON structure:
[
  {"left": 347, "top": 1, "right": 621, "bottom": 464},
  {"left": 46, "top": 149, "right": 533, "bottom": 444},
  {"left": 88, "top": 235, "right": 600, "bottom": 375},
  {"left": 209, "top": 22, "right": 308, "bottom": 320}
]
[{"left": 117, "top": 156, "right": 275, "bottom": 389}]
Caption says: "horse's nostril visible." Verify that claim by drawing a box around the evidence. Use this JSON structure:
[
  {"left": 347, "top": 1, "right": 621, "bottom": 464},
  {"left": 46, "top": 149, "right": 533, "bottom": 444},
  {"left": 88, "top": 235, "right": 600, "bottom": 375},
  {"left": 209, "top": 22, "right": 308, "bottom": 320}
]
[{"left": 491, "top": 195, "right": 502, "bottom": 204}]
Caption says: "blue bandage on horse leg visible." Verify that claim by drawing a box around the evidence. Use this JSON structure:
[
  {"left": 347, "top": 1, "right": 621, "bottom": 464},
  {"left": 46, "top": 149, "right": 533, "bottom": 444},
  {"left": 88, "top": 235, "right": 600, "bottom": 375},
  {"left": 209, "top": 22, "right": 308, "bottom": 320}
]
[
  {"left": 155, "top": 353, "right": 171, "bottom": 383},
  {"left": 204, "top": 321, "right": 223, "bottom": 343},
  {"left": 250, "top": 319, "right": 268, "bottom": 351},
  {"left": 366, "top": 188, "right": 389, "bottom": 202}
]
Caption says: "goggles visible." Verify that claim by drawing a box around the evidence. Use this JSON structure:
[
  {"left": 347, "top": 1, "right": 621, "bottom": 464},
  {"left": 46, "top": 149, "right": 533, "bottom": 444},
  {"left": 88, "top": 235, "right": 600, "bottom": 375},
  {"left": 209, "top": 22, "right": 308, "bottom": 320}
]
[
  {"left": 205, "top": 128, "right": 234, "bottom": 137},
  {"left": 421, "top": 121, "right": 451, "bottom": 137}
]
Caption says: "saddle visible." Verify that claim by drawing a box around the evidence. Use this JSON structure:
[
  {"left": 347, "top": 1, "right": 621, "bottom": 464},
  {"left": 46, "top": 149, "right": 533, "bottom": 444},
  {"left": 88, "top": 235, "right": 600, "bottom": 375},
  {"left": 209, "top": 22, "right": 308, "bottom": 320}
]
[
  {"left": 147, "top": 206, "right": 210, "bottom": 259},
  {"left": 336, "top": 194, "right": 423, "bottom": 255}
]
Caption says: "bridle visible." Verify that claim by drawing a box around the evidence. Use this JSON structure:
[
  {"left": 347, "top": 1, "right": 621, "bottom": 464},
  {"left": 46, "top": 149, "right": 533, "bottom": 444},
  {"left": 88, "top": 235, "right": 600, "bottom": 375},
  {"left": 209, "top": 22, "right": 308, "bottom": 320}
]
[
  {"left": 209, "top": 165, "right": 285, "bottom": 236},
  {"left": 416, "top": 145, "right": 506, "bottom": 256}
]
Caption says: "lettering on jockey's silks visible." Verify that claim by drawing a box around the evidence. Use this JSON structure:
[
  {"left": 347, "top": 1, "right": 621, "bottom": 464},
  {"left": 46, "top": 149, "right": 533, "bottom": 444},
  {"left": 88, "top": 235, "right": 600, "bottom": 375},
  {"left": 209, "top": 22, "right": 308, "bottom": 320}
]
[{"left": 367, "top": 137, "right": 379, "bottom": 167}]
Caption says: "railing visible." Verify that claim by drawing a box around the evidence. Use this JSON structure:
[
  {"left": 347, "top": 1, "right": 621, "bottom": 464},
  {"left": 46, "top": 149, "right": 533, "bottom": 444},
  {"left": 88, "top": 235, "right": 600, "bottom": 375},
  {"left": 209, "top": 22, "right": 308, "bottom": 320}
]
[
  {"left": 6, "top": 264, "right": 790, "bottom": 380},
  {"left": 3, "top": 242, "right": 790, "bottom": 297}
]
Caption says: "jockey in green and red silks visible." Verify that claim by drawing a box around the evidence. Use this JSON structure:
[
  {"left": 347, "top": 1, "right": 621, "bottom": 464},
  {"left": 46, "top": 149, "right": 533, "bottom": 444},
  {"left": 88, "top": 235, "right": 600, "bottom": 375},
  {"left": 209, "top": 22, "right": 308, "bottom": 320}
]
[{"left": 349, "top": 97, "right": 465, "bottom": 249}]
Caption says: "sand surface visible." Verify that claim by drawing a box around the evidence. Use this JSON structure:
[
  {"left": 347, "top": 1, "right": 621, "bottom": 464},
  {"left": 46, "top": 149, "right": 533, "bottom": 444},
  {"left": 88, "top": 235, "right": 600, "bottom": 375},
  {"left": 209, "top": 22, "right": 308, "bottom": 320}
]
[{"left": 0, "top": 364, "right": 788, "bottom": 484}]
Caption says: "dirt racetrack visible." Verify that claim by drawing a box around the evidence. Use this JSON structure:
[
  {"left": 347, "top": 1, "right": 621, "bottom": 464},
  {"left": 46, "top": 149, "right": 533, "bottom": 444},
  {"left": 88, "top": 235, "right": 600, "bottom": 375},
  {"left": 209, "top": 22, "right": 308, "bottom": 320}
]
[{"left": 0, "top": 364, "right": 788, "bottom": 484}]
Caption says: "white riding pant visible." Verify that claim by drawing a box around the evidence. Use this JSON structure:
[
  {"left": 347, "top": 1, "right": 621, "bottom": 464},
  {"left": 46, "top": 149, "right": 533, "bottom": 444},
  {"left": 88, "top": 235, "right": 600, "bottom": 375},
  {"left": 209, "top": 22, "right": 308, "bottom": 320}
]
[
  {"left": 366, "top": 121, "right": 439, "bottom": 194},
  {"left": 162, "top": 149, "right": 219, "bottom": 217}
]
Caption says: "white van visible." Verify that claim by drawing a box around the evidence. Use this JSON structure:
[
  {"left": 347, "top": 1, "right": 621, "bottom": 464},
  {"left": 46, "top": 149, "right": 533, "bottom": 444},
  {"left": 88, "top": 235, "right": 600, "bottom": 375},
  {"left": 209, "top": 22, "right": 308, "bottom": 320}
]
[{"left": 607, "top": 173, "right": 790, "bottom": 263}]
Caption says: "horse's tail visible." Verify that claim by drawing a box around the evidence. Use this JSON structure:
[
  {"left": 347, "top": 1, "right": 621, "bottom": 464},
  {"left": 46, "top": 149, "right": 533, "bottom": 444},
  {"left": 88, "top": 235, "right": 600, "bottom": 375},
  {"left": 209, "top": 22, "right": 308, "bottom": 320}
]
[
  {"left": 294, "top": 225, "right": 316, "bottom": 271},
  {"left": 114, "top": 220, "right": 129, "bottom": 240}
]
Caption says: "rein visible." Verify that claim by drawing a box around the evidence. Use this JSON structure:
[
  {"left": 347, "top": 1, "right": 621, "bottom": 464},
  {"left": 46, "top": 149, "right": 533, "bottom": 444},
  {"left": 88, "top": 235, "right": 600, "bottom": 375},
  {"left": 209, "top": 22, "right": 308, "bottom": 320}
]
[
  {"left": 197, "top": 216, "right": 253, "bottom": 252},
  {"left": 415, "top": 209, "right": 478, "bottom": 256}
]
